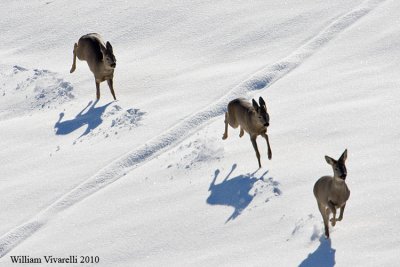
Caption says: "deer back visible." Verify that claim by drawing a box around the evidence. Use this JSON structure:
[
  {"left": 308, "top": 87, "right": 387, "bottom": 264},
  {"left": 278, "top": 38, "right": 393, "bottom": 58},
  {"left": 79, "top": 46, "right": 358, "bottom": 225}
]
[
  {"left": 76, "top": 33, "right": 115, "bottom": 81},
  {"left": 227, "top": 98, "right": 268, "bottom": 136}
]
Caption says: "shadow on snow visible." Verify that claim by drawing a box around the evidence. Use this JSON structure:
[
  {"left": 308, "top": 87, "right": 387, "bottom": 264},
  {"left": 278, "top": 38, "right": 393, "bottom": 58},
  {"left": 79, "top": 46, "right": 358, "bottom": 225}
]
[
  {"left": 207, "top": 164, "right": 276, "bottom": 223},
  {"left": 298, "top": 237, "right": 336, "bottom": 267},
  {"left": 54, "top": 100, "right": 112, "bottom": 138}
]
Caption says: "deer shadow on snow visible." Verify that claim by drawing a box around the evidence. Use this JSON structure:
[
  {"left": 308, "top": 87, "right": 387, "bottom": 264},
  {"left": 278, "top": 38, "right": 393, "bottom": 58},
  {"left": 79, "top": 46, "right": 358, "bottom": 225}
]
[
  {"left": 298, "top": 236, "right": 336, "bottom": 267},
  {"left": 207, "top": 164, "right": 279, "bottom": 223},
  {"left": 54, "top": 100, "right": 112, "bottom": 138}
]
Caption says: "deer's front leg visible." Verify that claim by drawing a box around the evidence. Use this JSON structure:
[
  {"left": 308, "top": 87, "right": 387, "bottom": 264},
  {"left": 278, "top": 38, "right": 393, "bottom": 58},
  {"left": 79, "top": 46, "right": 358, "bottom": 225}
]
[
  {"left": 107, "top": 79, "right": 116, "bottom": 100},
  {"left": 318, "top": 203, "right": 330, "bottom": 238},
  {"left": 95, "top": 81, "right": 100, "bottom": 100},
  {"left": 239, "top": 127, "right": 244, "bottom": 138},
  {"left": 338, "top": 203, "right": 346, "bottom": 221},
  {"left": 328, "top": 200, "right": 337, "bottom": 226},
  {"left": 261, "top": 132, "right": 272, "bottom": 160},
  {"left": 250, "top": 136, "right": 261, "bottom": 168}
]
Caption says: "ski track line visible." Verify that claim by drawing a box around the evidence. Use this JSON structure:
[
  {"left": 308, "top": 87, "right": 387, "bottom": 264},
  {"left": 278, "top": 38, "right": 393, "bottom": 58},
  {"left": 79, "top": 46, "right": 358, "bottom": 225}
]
[{"left": 0, "top": 0, "right": 386, "bottom": 258}]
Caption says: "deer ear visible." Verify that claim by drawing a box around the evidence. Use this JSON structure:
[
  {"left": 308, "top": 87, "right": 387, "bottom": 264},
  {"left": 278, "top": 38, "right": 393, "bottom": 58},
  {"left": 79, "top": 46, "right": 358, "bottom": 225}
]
[
  {"left": 259, "top": 96, "right": 266, "bottom": 108},
  {"left": 252, "top": 99, "right": 259, "bottom": 111},
  {"left": 106, "top": 41, "right": 113, "bottom": 52},
  {"left": 325, "top": 155, "right": 335, "bottom": 165},
  {"left": 339, "top": 149, "right": 348, "bottom": 162},
  {"left": 99, "top": 43, "right": 106, "bottom": 53}
]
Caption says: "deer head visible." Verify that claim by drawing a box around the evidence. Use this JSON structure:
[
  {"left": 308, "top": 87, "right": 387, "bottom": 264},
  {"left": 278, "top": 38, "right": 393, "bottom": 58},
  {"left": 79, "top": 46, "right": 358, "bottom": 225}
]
[
  {"left": 101, "top": 41, "right": 116, "bottom": 69},
  {"left": 252, "top": 96, "right": 270, "bottom": 127},
  {"left": 325, "top": 149, "right": 348, "bottom": 181}
]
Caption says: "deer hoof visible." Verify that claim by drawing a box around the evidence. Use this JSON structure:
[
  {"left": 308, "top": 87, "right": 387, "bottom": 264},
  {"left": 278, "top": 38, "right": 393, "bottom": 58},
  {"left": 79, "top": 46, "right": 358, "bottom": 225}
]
[{"left": 325, "top": 230, "right": 330, "bottom": 239}]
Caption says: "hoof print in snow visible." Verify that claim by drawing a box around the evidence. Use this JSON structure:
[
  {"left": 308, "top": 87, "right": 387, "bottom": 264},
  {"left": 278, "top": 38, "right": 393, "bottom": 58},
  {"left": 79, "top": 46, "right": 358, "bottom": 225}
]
[
  {"left": 207, "top": 165, "right": 281, "bottom": 222},
  {"left": 54, "top": 102, "right": 145, "bottom": 143},
  {"left": 172, "top": 137, "right": 224, "bottom": 170}
]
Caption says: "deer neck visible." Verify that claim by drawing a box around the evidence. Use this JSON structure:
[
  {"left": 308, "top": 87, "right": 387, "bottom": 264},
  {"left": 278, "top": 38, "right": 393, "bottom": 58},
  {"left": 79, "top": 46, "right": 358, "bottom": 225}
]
[
  {"left": 332, "top": 176, "right": 346, "bottom": 189},
  {"left": 97, "top": 62, "right": 114, "bottom": 75},
  {"left": 247, "top": 111, "right": 260, "bottom": 127}
]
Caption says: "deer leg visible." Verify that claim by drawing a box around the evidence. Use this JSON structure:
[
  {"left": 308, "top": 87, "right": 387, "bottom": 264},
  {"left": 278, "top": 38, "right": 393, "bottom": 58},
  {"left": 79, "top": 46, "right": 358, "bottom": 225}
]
[
  {"left": 222, "top": 112, "right": 229, "bottom": 140},
  {"left": 96, "top": 81, "right": 100, "bottom": 100},
  {"left": 318, "top": 203, "right": 330, "bottom": 238},
  {"left": 107, "top": 79, "right": 117, "bottom": 100},
  {"left": 239, "top": 127, "right": 244, "bottom": 138},
  {"left": 328, "top": 201, "right": 337, "bottom": 227},
  {"left": 338, "top": 203, "right": 346, "bottom": 221},
  {"left": 250, "top": 136, "right": 261, "bottom": 168},
  {"left": 262, "top": 132, "right": 272, "bottom": 160},
  {"left": 70, "top": 43, "right": 78, "bottom": 73}
]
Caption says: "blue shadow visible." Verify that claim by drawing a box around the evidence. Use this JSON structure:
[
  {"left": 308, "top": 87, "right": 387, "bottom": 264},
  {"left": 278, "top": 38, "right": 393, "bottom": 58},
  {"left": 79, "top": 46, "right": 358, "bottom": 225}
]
[
  {"left": 298, "top": 237, "right": 336, "bottom": 267},
  {"left": 54, "top": 100, "right": 112, "bottom": 138},
  {"left": 207, "top": 164, "right": 271, "bottom": 223}
]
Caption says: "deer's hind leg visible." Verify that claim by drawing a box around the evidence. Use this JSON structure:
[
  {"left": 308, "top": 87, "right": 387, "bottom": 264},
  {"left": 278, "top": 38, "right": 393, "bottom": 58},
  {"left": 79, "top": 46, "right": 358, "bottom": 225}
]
[
  {"left": 70, "top": 43, "right": 78, "bottom": 73},
  {"left": 222, "top": 112, "right": 229, "bottom": 140}
]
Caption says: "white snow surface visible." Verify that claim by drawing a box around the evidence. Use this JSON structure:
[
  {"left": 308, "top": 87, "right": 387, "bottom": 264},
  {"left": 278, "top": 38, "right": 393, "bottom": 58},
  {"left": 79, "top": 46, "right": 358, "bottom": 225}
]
[{"left": 1, "top": 0, "right": 399, "bottom": 266}]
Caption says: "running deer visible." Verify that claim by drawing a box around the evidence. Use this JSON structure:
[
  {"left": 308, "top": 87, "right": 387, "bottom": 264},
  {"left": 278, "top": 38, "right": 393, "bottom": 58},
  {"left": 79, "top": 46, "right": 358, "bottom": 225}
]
[
  {"left": 70, "top": 33, "right": 117, "bottom": 100},
  {"left": 313, "top": 149, "right": 350, "bottom": 238},
  {"left": 222, "top": 97, "right": 272, "bottom": 168}
]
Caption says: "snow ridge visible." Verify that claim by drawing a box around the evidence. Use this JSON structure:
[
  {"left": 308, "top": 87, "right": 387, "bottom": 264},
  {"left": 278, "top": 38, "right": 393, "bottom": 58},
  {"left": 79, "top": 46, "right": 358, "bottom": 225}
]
[{"left": 0, "top": 0, "right": 386, "bottom": 258}]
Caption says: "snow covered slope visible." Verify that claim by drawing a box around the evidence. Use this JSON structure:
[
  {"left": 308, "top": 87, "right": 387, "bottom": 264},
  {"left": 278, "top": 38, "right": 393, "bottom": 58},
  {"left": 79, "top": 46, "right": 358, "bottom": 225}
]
[{"left": 1, "top": 0, "right": 399, "bottom": 266}]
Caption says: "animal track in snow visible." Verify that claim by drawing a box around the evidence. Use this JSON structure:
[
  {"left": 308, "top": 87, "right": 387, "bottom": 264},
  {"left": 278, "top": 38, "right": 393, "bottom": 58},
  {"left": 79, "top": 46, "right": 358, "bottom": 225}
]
[
  {"left": 171, "top": 135, "right": 224, "bottom": 170},
  {"left": 286, "top": 214, "right": 321, "bottom": 242},
  {"left": 207, "top": 167, "right": 282, "bottom": 222},
  {"left": 81, "top": 104, "right": 145, "bottom": 142},
  {"left": 0, "top": 65, "right": 74, "bottom": 118},
  {"left": 106, "top": 105, "right": 145, "bottom": 130},
  {"left": 54, "top": 103, "right": 146, "bottom": 143}
]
